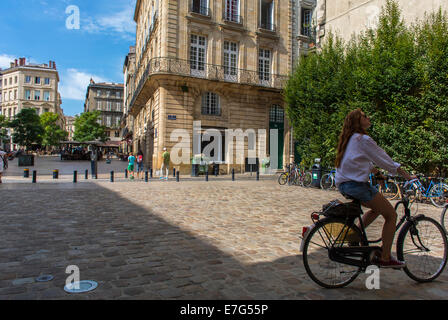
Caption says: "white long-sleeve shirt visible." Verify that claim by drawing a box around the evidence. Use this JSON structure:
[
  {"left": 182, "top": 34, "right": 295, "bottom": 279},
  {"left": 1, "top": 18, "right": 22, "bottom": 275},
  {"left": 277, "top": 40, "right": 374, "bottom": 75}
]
[{"left": 335, "top": 133, "right": 400, "bottom": 187}]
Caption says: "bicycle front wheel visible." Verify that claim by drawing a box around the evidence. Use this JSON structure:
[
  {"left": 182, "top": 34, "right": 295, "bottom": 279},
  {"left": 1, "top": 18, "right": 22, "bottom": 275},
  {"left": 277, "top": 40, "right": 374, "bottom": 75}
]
[
  {"left": 320, "top": 173, "right": 334, "bottom": 190},
  {"left": 301, "top": 172, "right": 313, "bottom": 188},
  {"left": 429, "top": 184, "right": 448, "bottom": 208},
  {"left": 441, "top": 205, "right": 448, "bottom": 235},
  {"left": 278, "top": 172, "right": 288, "bottom": 185},
  {"left": 302, "top": 217, "right": 366, "bottom": 289},
  {"left": 397, "top": 216, "right": 448, "bottom": 282}
]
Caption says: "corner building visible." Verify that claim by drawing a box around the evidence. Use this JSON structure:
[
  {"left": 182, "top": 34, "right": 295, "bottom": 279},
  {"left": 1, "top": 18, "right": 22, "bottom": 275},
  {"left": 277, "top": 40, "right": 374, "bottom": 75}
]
[{"left": 129, "top": 0, "right": 294, "bottom": 174}]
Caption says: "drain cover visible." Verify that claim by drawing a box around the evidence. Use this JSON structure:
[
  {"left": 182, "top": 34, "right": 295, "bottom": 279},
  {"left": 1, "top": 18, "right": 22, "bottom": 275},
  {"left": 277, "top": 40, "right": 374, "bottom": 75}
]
[
  {"left": 36, "top": 275, "right": 54, "bottom": 282},
  {"left": 64, "top": 280, "right": 98, "bottom": 293}
]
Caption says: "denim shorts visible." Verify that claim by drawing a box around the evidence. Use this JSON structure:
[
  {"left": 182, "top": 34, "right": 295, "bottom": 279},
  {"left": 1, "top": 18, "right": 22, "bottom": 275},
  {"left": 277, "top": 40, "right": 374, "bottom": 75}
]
[
  {"left": 137, "top": 163, "right": 144, "bottom": 172},
  {"left": 338, "top": 181, "right": 378, "bottom": 202}
]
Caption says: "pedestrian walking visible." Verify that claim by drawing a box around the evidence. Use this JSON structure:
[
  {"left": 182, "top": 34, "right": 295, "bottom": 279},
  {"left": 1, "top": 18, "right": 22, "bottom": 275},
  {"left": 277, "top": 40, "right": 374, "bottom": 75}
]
[
  {"left": 0, "top": 147, "right": 13, "bottom": 184},
  {"left": 136, "top": 150, "right": 144, "bottom": 180},
  {"left": 128, "top": 152, "right": 136, "bottom": 180},
  {"left": 160, "top": 147, "right": 170, "bottom": 180}
]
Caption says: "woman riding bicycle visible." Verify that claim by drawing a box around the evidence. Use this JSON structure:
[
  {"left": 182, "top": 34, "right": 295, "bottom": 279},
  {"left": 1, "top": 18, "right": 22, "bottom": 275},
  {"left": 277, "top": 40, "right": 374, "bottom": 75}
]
[{"left": 335, "top": 109, "right": 413, "bottom": 268}]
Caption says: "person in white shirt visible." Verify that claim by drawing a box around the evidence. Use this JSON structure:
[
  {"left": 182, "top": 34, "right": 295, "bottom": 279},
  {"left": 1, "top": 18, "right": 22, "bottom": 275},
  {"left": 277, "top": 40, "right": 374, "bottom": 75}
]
[{"left": 335, "top": 108, "right": 413, "bottom": 268}]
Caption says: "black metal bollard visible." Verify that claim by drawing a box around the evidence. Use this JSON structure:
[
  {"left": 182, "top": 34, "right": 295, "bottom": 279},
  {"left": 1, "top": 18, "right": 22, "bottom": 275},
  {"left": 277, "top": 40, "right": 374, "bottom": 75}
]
[
  {"left": 125, "top": 169, "right": 128, "bottom": 179},
  {"left": 85, "top": 169, "right": 88, "bottom": 180},
  {"left": 173, "top": 168, "right": 176, "bottom": 178},
  {"left": 205, "top": 171, "right": 208, "bottom": 181},
  {"left": 110, "top": 171, "right": 114, "bottom": 182},
  {"left": 256, "top": 169, "right": 260, "bottom": 181},
  {"left": 32, "top": 170, "right": 37, "bottom": 183},
  {"left": 24, "top": 168, "right": 30, "bottom": 178},
  {"left": 53, "top": 169, "right": 59, "bottom": 179},
  {"left": 73, "top": 171, "right": 77, "bottom": 183},
  {"left": 176, "top": 170, "right": 180, "bottom": 182},
  {"left": 145, "top": 171, "right": 148, "bottom": 182},
  {"left": 232, "top": 168, "right": 235, "bottom": 181},
  {"left": 150, "top": 168, "right": 153, "bottom": 178}
]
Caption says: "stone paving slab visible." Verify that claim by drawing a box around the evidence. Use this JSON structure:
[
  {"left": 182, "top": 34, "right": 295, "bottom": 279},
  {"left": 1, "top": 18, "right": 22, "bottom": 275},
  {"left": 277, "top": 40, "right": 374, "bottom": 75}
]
[{"left": 0, "top": 157, "right": 447, "bottom": 300}]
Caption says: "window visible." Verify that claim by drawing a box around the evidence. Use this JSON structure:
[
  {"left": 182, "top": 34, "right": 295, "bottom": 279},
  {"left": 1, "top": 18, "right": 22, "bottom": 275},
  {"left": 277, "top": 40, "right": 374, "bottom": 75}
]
[
  {"left": 225, "top": 0, "right": 240, "bottom": 23},
  {"left": 258, "top": 48, "right": 271, "bottom": 83},
  {"left": 44, "top": 78, "right": 50, "bottom": 85},
  {"left": 35, "top": 77, "right": 40, "bottom": 84},
  {"left": 34, "top": 90, "right": 41, "bottom": 100},
  {"left": 9, "top": 91, "right": 12, "bottom": 100},
  {"left": 269, "top": 105, "right": 284, "bottom": 123},
  {"left": 14, "top": 90, "right": 17, "bottom": 100},
  {"left": 44, "top": 91, "right": 50, "bottom": 101},
  {"left": 9, "top": 78, "right": 12, "bottom": 85},
  {"left": 223, "top": 41, "right": 238, "bottom": 81},
  {"left": 97, "top": 90, "right": 101, "bottom": 97},
  {"left": 190, "top": 34, "right": 207, "bottom": 77},
  {"left": 115, "top": 131, "right": 120, "bottom": 138},
  {"left": 44, "top": 108, "right": 49, "bottom": 113},
  {"left": 106, "top": 116, "right": 112, "bottom": 127},
  {"left": 115, "top": 91, "right": 121, "bottom": 98},
  {"left": 14, "top": 76, "right": 17, "bottom": 84},
  {"left": 97, "top": 100, "right": 102, "bottom": 110},
  {"left": 106, "top": 101, "right": 112, "bottom": 111},
  {"left": 201, "top": 92, "right": 220, "bottom": 116},
  {"left": 301, "top": 8, "right": 312, "bottom": 37},
  {"left": 191, "top": 0, "right": 209, "bottom": 16},
  {"left": 25, "top": 76, "right": 31, "bottom": 83},
  {"left": 260, "top": 0, "right": 274, "bottom": 30},
  {"left": 0, "top": 93, "right": 2, "bottom": 103},
  {"left": 25, "top": 90, "right": 31, "bottom": 100},
  {"left": 106, "top": 91, "right": 111, "bottom": 97},
  {"left": 116, "top": 102, "right": 122, "bottom": 112}
]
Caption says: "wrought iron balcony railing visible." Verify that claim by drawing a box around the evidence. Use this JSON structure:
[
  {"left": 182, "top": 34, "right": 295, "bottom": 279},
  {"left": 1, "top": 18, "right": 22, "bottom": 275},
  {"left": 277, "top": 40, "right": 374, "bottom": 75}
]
[
  {"left": 259, "top": 22, "right": 276, "bottom": 32},
  {"left": 190, "top": 0, "right": 211, "bottom": 16},
  {"left": 130, "top": 57, "right": 287, "bottom": 110},
  {"left": 223, "top": 12, "right": 243, "bottom": 24}
]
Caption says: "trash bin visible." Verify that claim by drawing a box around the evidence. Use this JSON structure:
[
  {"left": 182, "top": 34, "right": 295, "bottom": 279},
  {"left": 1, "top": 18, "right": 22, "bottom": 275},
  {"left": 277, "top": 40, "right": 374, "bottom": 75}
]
[
  {"left": 311, "top": 160, "right": 322, "bottom": 188},
  {"left": 191, "top": 164, "right": 199, "bottom": 177}
]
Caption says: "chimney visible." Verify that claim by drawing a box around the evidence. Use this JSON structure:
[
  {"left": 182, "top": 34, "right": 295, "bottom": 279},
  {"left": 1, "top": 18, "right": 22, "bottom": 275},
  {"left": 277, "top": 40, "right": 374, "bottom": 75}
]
[
  {"left": 53, "top": 62, "right": 56, "bottom": 69},
  {"left": 90, "top": 78, "right": 95, "bottom": 84},
  {"left": 10, "top": 62, "right": 14, "bottom": 68},
  {"left": 14, "top": 59, "right": 18, "bottom": 67},
  {"left": 19, "top": 58, "right": 26, "bottom": 66}
]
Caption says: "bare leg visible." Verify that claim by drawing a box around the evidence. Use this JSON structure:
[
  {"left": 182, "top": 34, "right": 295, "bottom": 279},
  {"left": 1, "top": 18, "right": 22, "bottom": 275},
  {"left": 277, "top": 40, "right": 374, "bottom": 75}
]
[{"left": 362, "top": 192, "right": 397, "bottom": 261}]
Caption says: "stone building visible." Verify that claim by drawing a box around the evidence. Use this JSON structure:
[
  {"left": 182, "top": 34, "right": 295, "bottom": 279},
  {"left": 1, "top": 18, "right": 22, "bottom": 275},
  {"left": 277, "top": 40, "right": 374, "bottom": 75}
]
[
  {"left": 0, "top": 58, "right": 64, "bottom": 150},
  {"left": 84, "top": 80, "right": 124, "bottom": 149},
  {"left": 121, "top": 46, "right": 136, "bottom": 154},
  {"left": 126, "top": 0, "right": 318, "bottom": 174},
  {"left": 64, "top": 115, "right": 76, "bottom": 141},
  {"left": 315, "top": 0, "right": 448, "bottom": 47}
]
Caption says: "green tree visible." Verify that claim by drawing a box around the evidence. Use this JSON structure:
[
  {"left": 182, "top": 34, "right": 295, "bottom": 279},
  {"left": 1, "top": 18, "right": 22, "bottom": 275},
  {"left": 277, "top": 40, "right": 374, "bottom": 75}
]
[
  {"left": 73, "top": 111, "right": 108, "bottom": 142},
  {"left": 9, "top": 108, "right": 44, "bottom": 151},
  {"left": 0, "top": 115, "right": 10, "bottom": 146},
  {"left": 40, "top": 112, "right": 68, "bottom": 148}
]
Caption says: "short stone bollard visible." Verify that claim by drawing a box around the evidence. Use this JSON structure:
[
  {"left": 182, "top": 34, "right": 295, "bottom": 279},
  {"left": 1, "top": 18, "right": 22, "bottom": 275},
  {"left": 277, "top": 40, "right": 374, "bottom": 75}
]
[
  {"left": 125, "top": 169, "right": 128, "bottom": 179},
  {"left": 110, "top": 171, "right": 114, "bottom": 182},
  {"left": 53, "top": 169, "right": 59, "bottom": 179},
  {"left": 232, "top": 168, "right": 235, "bottom": 181},
  {"left": 205, "top": 171, "right": 208, "bottom": 181},
  {"left": 73, "top": 171, "right": 77, "bottom": 183},
  {"left": 85, "top": 169, "right": 88, "bottom": 180},
  {"left": 24, "top": 168, "right": 30, "bottom": 178},
  {"left": 145, "top": 171, "right": 149, "bottom": 182},
  {"left": 32, "top": 170, "right": 37, "bottom": 183},
  {"left": 176, "top": 170, "right": 180, "bottom": 182},
  {"left": 173, "top": 168, "right": 176, "bottom": 178},
  {"left": 256, "top": 170, "right": 260, "bottom": 181}
]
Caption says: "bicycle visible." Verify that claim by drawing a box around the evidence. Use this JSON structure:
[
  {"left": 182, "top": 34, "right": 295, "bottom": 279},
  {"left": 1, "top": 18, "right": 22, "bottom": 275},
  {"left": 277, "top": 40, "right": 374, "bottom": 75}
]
[
  {"left": 378, "top": 174, "right": 400, "bottom": 200},
  {"left": 297, "top": 166, "right": 312, "bottom": 188},
  {"left": 301, "top": 180, "right": 448, "bottom": 288},
  {"left": 440, "top": 204, "right": 448, "bottom": 235},
  {"left": 403, "top": 175, "right": 448, "bottom": 208},
  {"left": 320, "top": 169, "right": 336, "bottom": 190},
  {"left": 278, "top": 164, "right": 291, "bottom": 185}
]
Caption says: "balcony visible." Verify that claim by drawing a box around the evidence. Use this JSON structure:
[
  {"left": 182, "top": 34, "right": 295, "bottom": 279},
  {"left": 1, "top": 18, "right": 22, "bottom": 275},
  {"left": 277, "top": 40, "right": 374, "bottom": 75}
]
[
  {"left": 190, "top": 0, "right": 211, "bottom": 17},
  {"left": 129, "top": 57, "right": 287, "bottom": 110}
]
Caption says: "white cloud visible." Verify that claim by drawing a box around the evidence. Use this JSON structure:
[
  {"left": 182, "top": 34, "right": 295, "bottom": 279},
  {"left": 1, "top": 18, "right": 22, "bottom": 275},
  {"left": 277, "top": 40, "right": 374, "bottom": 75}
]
[
  {"left": 0, "top": 54, "right": 17, "bottom": 69},
  {"left": 59, "top": 68, "right": 108, "bottom": 101}
]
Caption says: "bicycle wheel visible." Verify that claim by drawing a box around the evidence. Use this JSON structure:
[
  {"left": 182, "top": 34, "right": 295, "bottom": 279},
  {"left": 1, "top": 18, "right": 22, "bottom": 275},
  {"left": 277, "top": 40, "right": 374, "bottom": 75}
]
[
  {"left": 379, "top": 181, "right": 399, "bottom": 200},
  {"left": 397, "top": 216, "right": 448, "bottom": 282},
  {"left": 301, "top": 171, "right": 313, "bottom": 188},
  {"left": 278, "top": 172, "right": 288, "bottom": 185},
  {"left": 302, "top": 217, "right": 366, "bottom": 289},
  {"left": 320, "top": 173, "right": 334, "bottom": 190},
  {"left": 429, "top": 184, "right": 448, "bottom": 208},
  {"left": 441, "top": 206, "right": 448, "bottom": 234}
]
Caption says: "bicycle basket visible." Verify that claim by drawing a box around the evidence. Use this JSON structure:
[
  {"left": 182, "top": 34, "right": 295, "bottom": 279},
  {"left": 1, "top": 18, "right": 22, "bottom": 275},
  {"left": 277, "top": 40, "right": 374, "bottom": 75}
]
[{"left": 322, "top": 199, "right": 362, "bottom": 218}]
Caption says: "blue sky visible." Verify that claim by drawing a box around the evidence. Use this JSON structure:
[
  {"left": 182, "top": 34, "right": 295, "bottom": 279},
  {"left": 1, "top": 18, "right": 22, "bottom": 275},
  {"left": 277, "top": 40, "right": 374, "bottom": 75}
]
[{"left": 0, "top": 0, "right": 137, "bottom": 116}]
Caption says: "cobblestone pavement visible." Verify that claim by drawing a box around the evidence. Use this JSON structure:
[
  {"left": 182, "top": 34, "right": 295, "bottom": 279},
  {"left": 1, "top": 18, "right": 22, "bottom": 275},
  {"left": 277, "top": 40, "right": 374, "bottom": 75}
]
[{"left": 0, "top": 157, "right": 447, "bottom": 300}]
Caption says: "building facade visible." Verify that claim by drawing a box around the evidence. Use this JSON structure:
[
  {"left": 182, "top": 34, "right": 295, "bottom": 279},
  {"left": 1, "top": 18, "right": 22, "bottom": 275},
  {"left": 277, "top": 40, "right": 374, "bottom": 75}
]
[
  {"left": 64, "top": 116, "right": 75, "bottom": 141},
  {"left": 121, "top": 46, "right": 137, "bottom": 154},
  {"left": 84, "top": 80, "right": 124, "bottom": 147},
  {"left": 315, "top": 0, "right": 448, "bottom": 47},
  {"left": 0, "top": 58, "right": 64, "bottom": 150},
  {"left": 126, "top": 0, "right": 314, "bottom": 174}
]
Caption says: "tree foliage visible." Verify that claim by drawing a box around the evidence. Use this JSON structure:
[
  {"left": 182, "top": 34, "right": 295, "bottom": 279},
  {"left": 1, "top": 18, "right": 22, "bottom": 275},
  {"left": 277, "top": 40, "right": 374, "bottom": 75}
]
[
  {"left": 40, "top": 112, "right": 68, "bottom": 148},
  {"left": 73, "top": 111, "right": 108, "bottom": 142},
  {"left": 284, "top": 0, "right": 448, "bottom": 175},
  {"left": 9, "top": 108, "right": 44, "bottom": 151},
  {"left": 0, "top": 115, "right": 10, "bottom": 146}
]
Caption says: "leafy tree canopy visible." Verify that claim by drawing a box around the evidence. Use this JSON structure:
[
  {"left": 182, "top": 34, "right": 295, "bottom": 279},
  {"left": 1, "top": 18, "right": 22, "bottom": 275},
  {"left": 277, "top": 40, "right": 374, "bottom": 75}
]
[
  {"left": 40, "top": 112, "right": 68, "bottom": 148},
  {"left": 73, "top": 111, "right": 109, "bottom": 143},
  {"left": 9, "top": 108, "right": 43, "bottom": 151}
]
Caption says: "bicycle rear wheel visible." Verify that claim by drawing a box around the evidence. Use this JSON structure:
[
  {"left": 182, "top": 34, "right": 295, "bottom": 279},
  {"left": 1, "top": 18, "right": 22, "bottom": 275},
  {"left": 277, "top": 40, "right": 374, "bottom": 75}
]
[
  {"left": 429, "top": 184, "right": 448, "bottom": 208},
  {"left": 397, "top": 216, "right": 447, "bottom": 282},
  {"left": 301, "top": 172, "right": 313, "bottom": 188},
  {"left": 302, "top": 217, "right": 366, "bottom": 289},
  {"left": 320, "top": 173, "right": 334, "bottom": 190},
  {"left": 278, "top": 172, "right": 288, "bottom": 185},
  {"left": 379, "top": 181, "right": 399, "bottom": 200}
]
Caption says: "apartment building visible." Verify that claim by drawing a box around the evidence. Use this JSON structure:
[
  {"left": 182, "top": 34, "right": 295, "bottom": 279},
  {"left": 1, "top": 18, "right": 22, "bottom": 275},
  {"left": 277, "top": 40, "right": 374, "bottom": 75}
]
[
  {"left": 84, "top": 80, "right": 124, "bottom": 148},
  {"left": 121, "top": 46, "right": 136, "bottom": 154},
  {"left": 0, "top": 58, "right": 63, "bottom": 122},
  {"left": 125, "top": 0, "right": 318, "bottom": 174},
  {"left": 64, "top": 115, "right": 76, "bottom": 141},
  {"left": 315, "top": 0, "right": 448, "bottom": 46}
]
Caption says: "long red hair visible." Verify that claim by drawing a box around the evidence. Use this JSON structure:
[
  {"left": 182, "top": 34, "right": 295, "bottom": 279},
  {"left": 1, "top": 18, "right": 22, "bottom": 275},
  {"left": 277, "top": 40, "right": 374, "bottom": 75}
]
[{"left": 335, "top": 108, "right": 368, "bottom": 168}]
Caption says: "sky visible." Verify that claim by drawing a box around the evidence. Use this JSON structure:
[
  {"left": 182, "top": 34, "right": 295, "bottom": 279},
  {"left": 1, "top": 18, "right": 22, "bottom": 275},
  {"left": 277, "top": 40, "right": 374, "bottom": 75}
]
[{"left": 0, "top": 0, "right": 137, "bottom": 116}]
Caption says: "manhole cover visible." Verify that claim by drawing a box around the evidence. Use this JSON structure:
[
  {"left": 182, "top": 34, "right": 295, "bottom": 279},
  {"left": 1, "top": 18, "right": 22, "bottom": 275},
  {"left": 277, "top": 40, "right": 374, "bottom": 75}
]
[
  {"left": 36, "top": 275, "right": 54, "bottom": 282},
  {"left": 64, "top": 280, "right": 98, "bottom": 293}
]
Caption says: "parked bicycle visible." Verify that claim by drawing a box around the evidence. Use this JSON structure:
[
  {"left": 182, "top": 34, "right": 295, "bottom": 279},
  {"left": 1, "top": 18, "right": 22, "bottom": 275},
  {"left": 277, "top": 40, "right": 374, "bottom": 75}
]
[
  {"left": 378, "top": 174, "right": 401, "bottom": 200},
  {"left": 403, "top": 175, "right": 448, "bottom": 208},
  {"left": 301, "top": 180, "right": 447, "bottom": 288},
  {"left": 278, "top": 163, "right": 312, "bottom": 187},
  {"left": 320, "top": 169, "right": 336, "bottom": 190},
  {"left": 439, "top": 204, "right": 448, "bottom": 234}
]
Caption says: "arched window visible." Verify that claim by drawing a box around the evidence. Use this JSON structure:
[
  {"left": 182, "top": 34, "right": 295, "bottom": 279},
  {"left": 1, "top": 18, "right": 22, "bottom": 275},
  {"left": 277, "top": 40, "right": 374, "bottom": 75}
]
[{"left": 201, "top": 92, "right": 220, "bottom": 116}]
